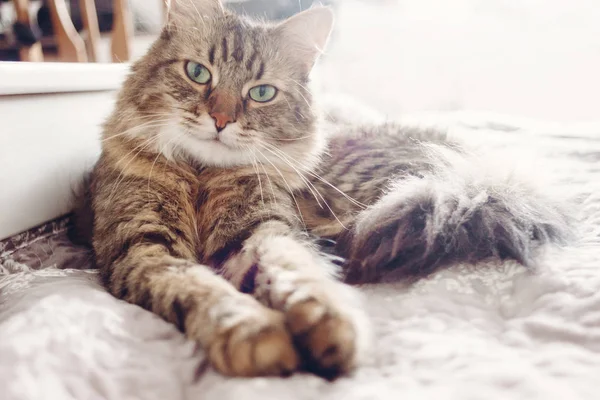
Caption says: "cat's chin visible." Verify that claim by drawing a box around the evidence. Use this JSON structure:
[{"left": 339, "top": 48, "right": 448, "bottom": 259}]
[
  {"left": 154, "top": 126, "right": 252, "bottom": 167},
  {"left": 184, "top": 140, "right": 254, "bottom": 167}
]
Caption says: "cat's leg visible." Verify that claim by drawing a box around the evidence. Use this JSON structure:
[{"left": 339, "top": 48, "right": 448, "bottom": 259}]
[
  {"left": 103, "top": 246, "right": 299, "bottom": 377},
  {"left": 92, "top": 164, "right": 299, "bottom": 377},
  {"left": 221, "top": 221, "right": 370, "bottom": 379}
]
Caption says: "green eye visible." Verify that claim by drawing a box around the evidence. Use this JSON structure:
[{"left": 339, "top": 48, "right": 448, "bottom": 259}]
[
  {"left": 249, "top": 85, "right": 277, "bottom": 103},
  {"left": 185, "top": 61, "right": 211, "bottom": 84}
]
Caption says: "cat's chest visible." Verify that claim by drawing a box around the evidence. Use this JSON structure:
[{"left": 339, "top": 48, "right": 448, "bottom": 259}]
[
  {"left": 193, "top": 168, "right": 256, "bottom": 211},
  {"left": 190, "top": 167, "right": 272, "bottom": 262},
  {"left": 193, "top": 167, "right": 260, "bottom": 237}
]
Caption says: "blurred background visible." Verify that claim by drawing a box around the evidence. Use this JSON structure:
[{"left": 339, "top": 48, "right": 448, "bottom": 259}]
[{"left": 1, "top": 0, "right": 599, "bottom": 122}]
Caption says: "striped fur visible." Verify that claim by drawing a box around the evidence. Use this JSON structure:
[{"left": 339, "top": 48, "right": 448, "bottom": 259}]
[{"left": 77, "top": 0, "right": 571, "bottom": 379}]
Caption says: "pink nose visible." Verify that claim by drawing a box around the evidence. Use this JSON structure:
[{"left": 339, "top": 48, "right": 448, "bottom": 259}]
[{"left": 210, "top": 111, "right": 234, "bottom": 132}]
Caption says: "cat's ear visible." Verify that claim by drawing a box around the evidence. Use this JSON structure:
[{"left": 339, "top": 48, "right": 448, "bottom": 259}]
[
  {"left": 276, "top": 7, "right": 334, "bottom": 72},
  {"left": 165, "top": 0, "right": 224, "bottom": 25}
]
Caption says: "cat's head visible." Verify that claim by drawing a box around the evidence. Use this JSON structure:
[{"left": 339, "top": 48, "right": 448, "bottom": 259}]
[{"left": 116, "top": 0, "right": 333, "bottom": 169}]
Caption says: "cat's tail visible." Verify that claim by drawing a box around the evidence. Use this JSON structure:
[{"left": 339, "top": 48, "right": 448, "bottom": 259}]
[{"left": 335, "top": 143, "right": 575, "bottom": 283}]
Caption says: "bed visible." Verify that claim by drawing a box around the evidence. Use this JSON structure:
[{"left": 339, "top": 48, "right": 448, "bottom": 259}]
[{"left": 1, "top": 59, "right": 600, "bottom": 399}]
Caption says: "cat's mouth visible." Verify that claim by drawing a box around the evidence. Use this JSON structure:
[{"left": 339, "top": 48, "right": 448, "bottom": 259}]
[
  {"left": 181, "top": 122, "right": 250, "bottom": 151},
  {"left": 184, "top": 130, "right": 239, "bottom": 151},
  {"left": 182, "top": 127, "right": 219, "bottom": 142},
  {"left": 208, "top": 135, "right": 231, "bottom": 146}
]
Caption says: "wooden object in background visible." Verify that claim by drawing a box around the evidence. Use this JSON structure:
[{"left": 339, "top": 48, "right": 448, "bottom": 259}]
[
  {"left": 79, "top": 0, "right": 101, "bottom": 62},
  {"left": 110, "top": 0, "right": 133, "bottom": 62},
  {"left": 18, "top": 42, "right": 44, "bottom": 62},
  {"left": 10, "top": 0, "right": 148, "bottom": 63},
  {"left": 47, "top": 0, "right": 88, "bottom": 62},
  {"left": 12, "top": 0, "right": 44, "bottom": 61}
]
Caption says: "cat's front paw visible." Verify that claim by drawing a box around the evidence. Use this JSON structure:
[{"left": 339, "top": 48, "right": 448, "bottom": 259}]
[
  {"left": 207, "top": 307, "right": 299, "bottom": 377},
  {"left": 285, "top": 293, "right": 362, "bottom": 379}
]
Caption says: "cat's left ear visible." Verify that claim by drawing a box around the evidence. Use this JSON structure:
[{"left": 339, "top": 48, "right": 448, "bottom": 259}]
[{"left": 276, "top": 7, "right": 334, "bottom": 72}]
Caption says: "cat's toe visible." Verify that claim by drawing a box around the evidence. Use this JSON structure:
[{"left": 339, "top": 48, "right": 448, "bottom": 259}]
[
  {"left": 286, "top": 298, "right": 358, "bottom": 380},
  {"left": 208, "top": 309, "right": 299, "bottom": 377}
]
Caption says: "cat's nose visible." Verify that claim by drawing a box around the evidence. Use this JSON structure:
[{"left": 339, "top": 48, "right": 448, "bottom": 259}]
[{"left": 209, "top": 111, "right": 234, "bottom": 132}]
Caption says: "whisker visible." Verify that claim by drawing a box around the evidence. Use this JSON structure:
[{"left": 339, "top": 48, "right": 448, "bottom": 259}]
[
  {"left": 281, "top": 93, "right": 299, "bottom": 123},
  {"left": 257, "top": 158, "right": 278, "bottom": 206},
  {"left": 113, "top": 110, "right": 180, "bottom": 122},
  {"left": 283, "top": 78, "right": 317, "bottom": 114},
  {"left": 291, "top": 86, "right": 314, "bottom": 112},
  {"left": 147, "top": 152, "right": 163, "bottom": 194},
  {"left": 287, "top": 78, "right": 313, "bottom": 96},
  {"left": 259, "top": 140, "right": 367, "bottom": 209},
  {"left": 285, "top": 78, "right": 336, "bottom": 121},
  {"left": 246, "top": 146, "right": 265, "bottom": 209},
  {"left": 101, "top": 120, "right": 174, "bottom": 143},
  {"left": 147, "top": 128, "right": 185, "bottom": 193},
  {"left": 108, "top": 134, "right": 162, "bottom": 202},
  {"left": 275, "top": 135, "right": 315, "bottom": 142},
  {"left": 253, "top": 147, "right": 305, "bottom": 227},
  {"left": 255, "top": 142, "right": 323, "bottom": 208},
  {"left": 186, "top": 0, "right": 202, "bottom": 21},
  {"left": 256, "top": 143, "right": 350, "bottom": 230}
]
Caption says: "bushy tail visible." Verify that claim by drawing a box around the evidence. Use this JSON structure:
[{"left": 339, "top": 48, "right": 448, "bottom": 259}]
[{"left": 335, "top": 144, "right": 574, "bottom": 284}]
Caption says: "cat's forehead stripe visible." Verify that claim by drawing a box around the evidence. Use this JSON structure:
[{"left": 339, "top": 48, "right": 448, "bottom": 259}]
[
  {"left": 221, "top": 37, "right": 228, "bottom": 63},
  {"left": 232, "top": 25, "right": 244, "bottom": 62},
  {"left": 209, "top": 24, "right": 266, "bottom": 78},
  {"left": 256, "top": 61, "right": 265, "bottom": 80},
  {"left": 246, "top": 51, "right": 258, "bottom": 71},
  {"left": 208, "top": 45, "right": 216, "bottom": 65}
]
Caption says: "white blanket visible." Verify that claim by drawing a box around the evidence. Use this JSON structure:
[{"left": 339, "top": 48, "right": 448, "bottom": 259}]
[{"left": 1, "top": 114, "right": 599, "bottom": 400}]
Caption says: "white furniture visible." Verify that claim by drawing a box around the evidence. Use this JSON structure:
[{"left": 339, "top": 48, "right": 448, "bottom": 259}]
[{"left": 0, "top": 62, "right": 129, "bottom": 240}]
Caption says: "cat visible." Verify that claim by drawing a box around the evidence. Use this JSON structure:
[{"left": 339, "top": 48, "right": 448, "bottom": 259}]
[{"left": 72, "top": 0, "right": 572, "bottom": 379}]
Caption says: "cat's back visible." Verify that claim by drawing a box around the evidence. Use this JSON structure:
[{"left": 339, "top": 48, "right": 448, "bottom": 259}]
[
  {"left": 316, "top": 120, "right": 449, "bottom": 192},
  {"left": 318, "top": 95, "right": 449, "bottom": 168}
]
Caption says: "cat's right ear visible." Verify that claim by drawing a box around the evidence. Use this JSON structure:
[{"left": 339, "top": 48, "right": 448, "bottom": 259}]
[{"left": 164, "top": 0, "right": 224, "bottom": 28}]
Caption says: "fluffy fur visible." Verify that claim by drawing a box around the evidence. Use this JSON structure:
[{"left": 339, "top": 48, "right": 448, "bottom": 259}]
[
  {"left": 334, "top": 143, "right": 573, "bottom": 283},
  {"left": 73, "top": 0, "right": 572, "bottom": 380}
]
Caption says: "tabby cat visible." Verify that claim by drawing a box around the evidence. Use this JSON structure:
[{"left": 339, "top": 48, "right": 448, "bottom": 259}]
[{"left": 74, "top": 0, "right": 571, "bottom": 379}]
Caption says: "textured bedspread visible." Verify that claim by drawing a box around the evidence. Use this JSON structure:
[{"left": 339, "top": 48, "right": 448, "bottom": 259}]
[{"left": 1, "top": 114, "right": 600, "bottom": 400}]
